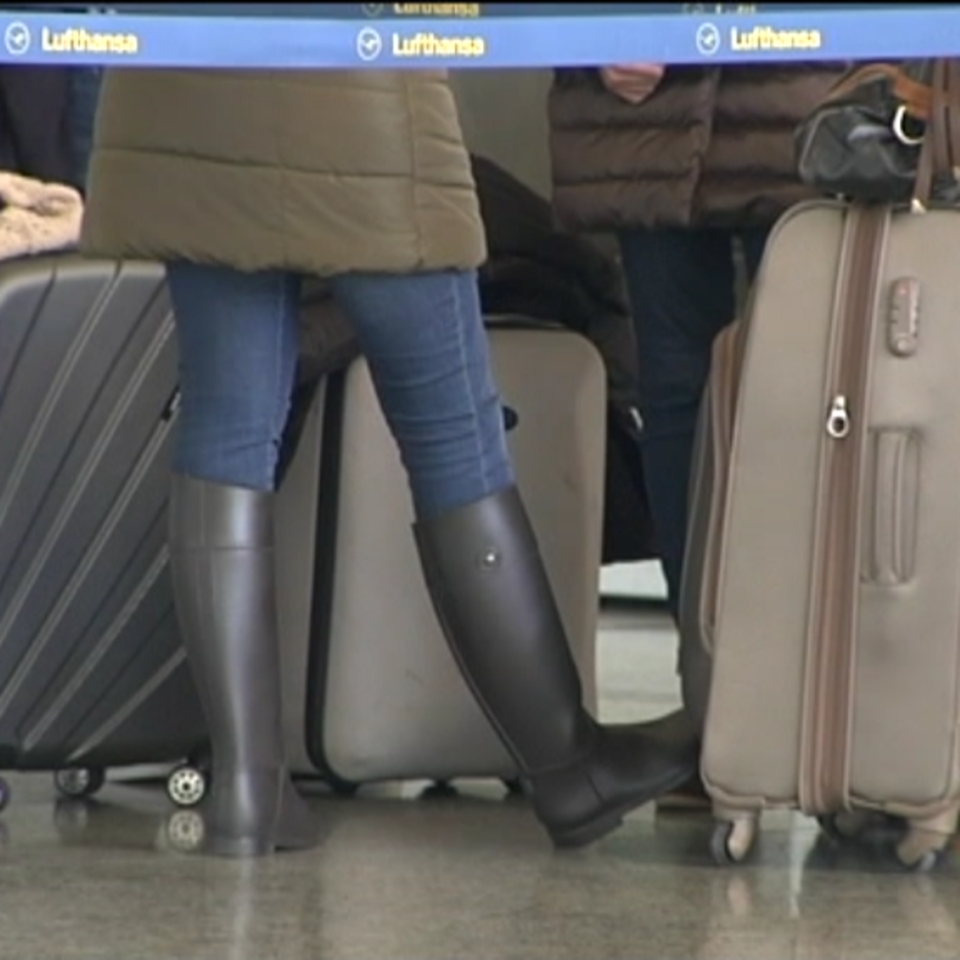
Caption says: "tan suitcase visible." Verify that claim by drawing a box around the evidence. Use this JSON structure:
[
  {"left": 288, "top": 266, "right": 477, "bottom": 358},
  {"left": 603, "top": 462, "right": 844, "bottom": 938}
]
[
  {"left": 277, "top": 322, "right": 603, "bottom": 790},
  {"left": 680, "top": 200, "right": 960, "bottom": 870}
]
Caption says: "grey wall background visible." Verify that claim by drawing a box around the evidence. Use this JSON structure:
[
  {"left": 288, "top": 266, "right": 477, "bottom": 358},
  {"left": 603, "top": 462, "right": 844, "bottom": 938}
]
[
  {"left": 448, "top": 68, "right": 554, "bottom": 198},
  {"left": 447, "top": 68, "right": 620, "bottom": 260}
]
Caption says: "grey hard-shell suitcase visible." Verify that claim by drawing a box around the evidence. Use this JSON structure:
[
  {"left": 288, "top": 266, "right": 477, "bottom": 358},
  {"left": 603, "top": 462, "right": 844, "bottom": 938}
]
[{"left": 0, "top": 255, "right": 207, "bottom": 806}]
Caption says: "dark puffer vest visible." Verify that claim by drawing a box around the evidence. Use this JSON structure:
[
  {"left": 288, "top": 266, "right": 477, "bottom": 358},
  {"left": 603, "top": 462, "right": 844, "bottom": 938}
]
[{"left": 548, "top": 64, "right": 848, "bottom": 233}]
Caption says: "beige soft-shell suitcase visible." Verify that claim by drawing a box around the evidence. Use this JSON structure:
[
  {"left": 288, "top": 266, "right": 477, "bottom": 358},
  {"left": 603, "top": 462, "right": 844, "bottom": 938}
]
[
  {"left": 680, "top": 199, "right": 960, "bottom": 869},
  {"left": 278, "top": 321, "right": 603, "bottom": 791}
]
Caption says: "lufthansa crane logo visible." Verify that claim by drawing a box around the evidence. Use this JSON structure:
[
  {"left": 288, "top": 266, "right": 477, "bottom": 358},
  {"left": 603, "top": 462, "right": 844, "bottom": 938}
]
[
  {"left": 695, "top": 22, "right": 722, "bottom": 56},
  {"left": 4, "top": 21, "right": 31, "bottom": 56},
  {"left": 356, "top": 26, "right": 383, "bottom": 61}
]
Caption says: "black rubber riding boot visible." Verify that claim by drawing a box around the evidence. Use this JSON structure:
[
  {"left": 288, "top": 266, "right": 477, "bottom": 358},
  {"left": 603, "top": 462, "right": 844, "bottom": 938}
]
[
  {"left": 168, "top": 474, "right": 320, "bottom": 858},
  {"left": 414, "top": 486, "right": 698, "bottom": 849}
]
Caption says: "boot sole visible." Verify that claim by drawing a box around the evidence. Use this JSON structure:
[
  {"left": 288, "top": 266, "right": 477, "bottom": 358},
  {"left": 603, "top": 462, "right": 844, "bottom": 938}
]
[
  {"left": 203, "top": 821, "right": 322, "bottom": 858},
  {"left": 204, "top": 834, "right": 276, "bottom": 858},
  {"left": 655, "top": 795, "right": 713, "bottom": 815},
  {"left": 548, "top": 762, "right": 697, "bottom": 850},
  {"left": 203, "top": 833, "right": 321, "bottom": 858}
]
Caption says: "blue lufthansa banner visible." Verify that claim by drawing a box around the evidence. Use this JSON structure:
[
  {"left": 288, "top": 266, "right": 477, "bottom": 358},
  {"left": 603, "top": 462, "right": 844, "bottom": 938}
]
[{"left": 0, "top": 4, "right": 955, "bottom": 69}]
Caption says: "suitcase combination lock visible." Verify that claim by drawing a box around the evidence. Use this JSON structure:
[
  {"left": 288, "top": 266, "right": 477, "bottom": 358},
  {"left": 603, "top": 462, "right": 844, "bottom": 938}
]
[{"left": 887, "top": 277, "right": 920, "bottom": 358}]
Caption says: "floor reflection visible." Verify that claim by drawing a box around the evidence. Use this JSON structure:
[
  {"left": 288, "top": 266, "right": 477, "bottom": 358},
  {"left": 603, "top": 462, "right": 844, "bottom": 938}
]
[{"left": 0, "top": 610, "right": 952, "bottom": 959}]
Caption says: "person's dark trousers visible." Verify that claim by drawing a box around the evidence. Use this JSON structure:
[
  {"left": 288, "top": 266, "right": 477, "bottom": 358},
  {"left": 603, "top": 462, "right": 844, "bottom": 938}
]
[
  {"left": 68, "top": 67, "right": 104, "bottom": 193},
  {"left": 619, "top": 226, "right": 769, "bottom": 810},
  {"left": 0, "top": 66, "right": 74, "bottom": 185},
  {"left": 618, "top": 226, "right": 769, "bottom": 620}
]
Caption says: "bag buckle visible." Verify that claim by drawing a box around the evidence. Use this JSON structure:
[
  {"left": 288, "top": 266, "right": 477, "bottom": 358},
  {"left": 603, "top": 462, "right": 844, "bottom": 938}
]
[{"left": 893, "top": 104, "right": 925, "bottom": 146}]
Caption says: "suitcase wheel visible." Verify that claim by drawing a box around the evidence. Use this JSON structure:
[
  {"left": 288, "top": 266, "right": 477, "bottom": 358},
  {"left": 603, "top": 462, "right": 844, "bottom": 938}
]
[
  {"left": 166, "top": 765, "right": 208, "bottom": 808},
  {"left": 502, "top": 777, "right": 524, "bottom": 798},
  {"left": 53, "top": 767, "right": 105, "bottom": 801},
  {"left": 420, "top": 780, "right": 459, "bottom": 800},
  {"left": 165, "top": 810, "right": 206, "bottom": 854},
  {"left": 896, "top": 827, "right": 949, "bottom": 873},
  {"left": 328, "top": 780, "right": 360, "bottom": 798},
  {"left": 710, "top": 817, "right": 757, "bottom": 866},
  {"left": 816, "top": 810, "right": 872, "bottom": 845}
]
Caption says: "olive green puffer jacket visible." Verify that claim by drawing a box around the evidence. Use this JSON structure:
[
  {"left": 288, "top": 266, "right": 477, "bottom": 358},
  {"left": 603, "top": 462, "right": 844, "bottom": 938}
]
[{"left": 81, "top": 68, "right": 486, "bottom": 276}]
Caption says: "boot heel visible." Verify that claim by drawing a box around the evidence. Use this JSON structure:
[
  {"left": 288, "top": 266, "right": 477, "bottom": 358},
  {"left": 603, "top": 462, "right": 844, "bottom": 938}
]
[
  {"left": 550, "top": 811, "right": 625, "bottom": 850},
  {"left": 204, "top": 833, "right": 276, "bottom": 858}
]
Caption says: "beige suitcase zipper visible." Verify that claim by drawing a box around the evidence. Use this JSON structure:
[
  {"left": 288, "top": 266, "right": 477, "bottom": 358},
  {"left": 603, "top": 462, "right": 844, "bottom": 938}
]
[{"left": 800, "top": 204, "right": 888, "bottom": 814}]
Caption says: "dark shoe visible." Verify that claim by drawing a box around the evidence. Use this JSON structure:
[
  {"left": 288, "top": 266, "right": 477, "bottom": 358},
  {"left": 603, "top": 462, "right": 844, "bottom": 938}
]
[
  {"left": 169, "top": 474, "right": 321, "bottom": 857},
  {"left": 655, "top": 771, "right": 712, "bottom": 814},
  {"left": 640, "top": 711, "right": 710, "bottom": 814},
  {"left": 413, "top": 486, "right": 698, "bottom": 849},
  {"left": 532, "top": 722, "right": 699, "bottom": 847}
]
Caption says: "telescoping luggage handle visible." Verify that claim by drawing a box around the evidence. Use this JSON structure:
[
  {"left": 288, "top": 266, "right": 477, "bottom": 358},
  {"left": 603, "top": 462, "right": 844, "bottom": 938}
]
[{"left": 897, "top": 59, "right": 960, "bottom": 211}]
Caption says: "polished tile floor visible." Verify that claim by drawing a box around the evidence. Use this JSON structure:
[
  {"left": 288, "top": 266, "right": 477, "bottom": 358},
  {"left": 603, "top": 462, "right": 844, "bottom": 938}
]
[{"left": 2, "top": 605, "right": 960, "bottom": 960}]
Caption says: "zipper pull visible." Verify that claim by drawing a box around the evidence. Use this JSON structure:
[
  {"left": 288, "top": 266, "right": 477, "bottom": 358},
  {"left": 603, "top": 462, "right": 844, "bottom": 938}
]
[{"left": 826, "top": 395, "right": 851, "bottom": 439}]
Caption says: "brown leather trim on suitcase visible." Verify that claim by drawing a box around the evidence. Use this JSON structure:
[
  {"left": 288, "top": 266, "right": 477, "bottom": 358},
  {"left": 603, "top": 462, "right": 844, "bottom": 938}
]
[
  {"left": 800, "top": 204, "right": 889, "bottom": 814},
  {"left": 699, "top": 324, "right": 739, "bottom": 650},
  {"left": 699, "top": 295, "right": 755, "bottom": 651}
]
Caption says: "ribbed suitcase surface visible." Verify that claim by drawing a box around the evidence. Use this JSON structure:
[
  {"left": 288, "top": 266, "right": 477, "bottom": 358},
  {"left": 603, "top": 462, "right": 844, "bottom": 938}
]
[{"left": 0, "top": 256, "right": 204, "bottom": 771}]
